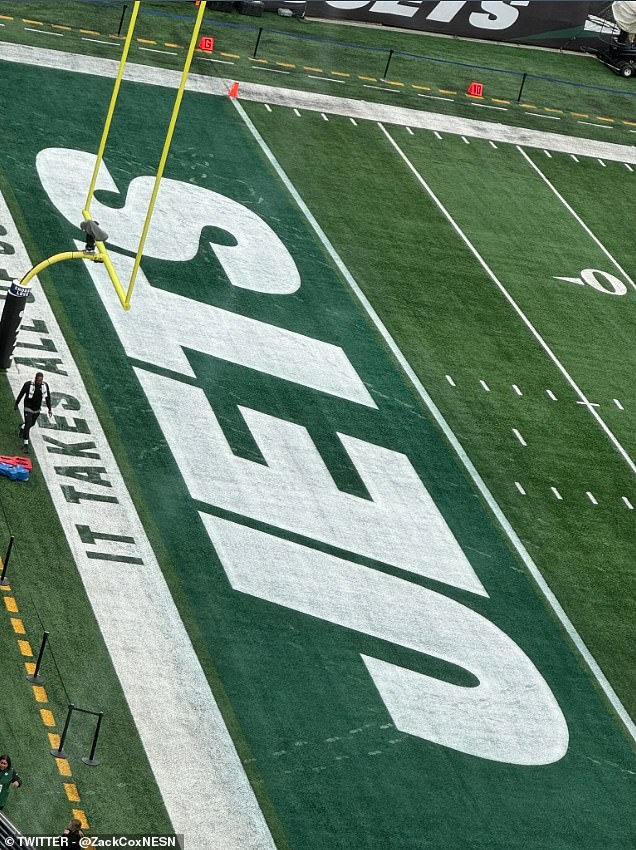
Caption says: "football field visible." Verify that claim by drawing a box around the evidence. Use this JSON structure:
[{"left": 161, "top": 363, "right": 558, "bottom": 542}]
[{"left": 0, "top": 36, "right": 634, "bottom": 850}]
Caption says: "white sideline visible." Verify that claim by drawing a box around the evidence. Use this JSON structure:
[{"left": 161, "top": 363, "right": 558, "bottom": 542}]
[
  {"left": 2, "top": 40, "right": 636, "bottom": 162},
  {"left": 230, "top": 100, "right": 636, "bottom": 742}
]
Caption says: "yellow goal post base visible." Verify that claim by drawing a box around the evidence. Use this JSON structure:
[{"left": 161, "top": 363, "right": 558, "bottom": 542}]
[{"left": 82, "top": 0, "right": 208, "bottom": 310}]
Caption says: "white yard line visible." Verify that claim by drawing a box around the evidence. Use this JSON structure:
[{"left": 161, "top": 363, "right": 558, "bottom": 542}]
[
  {"left": 518, "top": 147, "right": 636, "bottom": 293},
  {"left": 2, "top": 41, "right": 636, "bottom": 162},
  {"left": 231, "top": 101, "right": 636, "bottom": 742},
  {"left": 0, "top": 197, "right": 276, "bottom": 850}
]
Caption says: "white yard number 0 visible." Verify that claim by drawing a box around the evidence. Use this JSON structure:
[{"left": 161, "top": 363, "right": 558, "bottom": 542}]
[{"left": 554, "top": 269, "right": 628, "bottom": 296}]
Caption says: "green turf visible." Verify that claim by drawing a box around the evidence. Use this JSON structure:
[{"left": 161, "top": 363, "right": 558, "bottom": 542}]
[
  {"left": 1, "top": 56, "right": 634, "bottom": 849},
  {"left": 2, "top": 2, "right": 636, "bottom": 142}
]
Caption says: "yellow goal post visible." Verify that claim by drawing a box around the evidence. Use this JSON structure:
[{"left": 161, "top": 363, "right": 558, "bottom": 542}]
[{"left": 82, "top": 0, "right": 208, "bottom": 310}]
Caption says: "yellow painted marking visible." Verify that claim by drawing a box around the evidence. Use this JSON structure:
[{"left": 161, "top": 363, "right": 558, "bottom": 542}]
[
  {"left": 40, "top": 709, "right": 56, "bottom": 727},
  {"left": 3, "top": 597, "right": 18, "bottom": 612},
  {"left": 358, "top": 75, "right": 376, "bottom": 81},
  {"left": 386, "top": 80, "right": 405, "bottom": 87},
  {"left": 439, "top": 89, "right": 457, "bottom": 95},
  {"left": 108, "top": 35, "right": 126, "bottom": 40},
  {"left": 22, "top": 19, "right": 43, "bottom": 26},
  {"left": 165, "top": 43, "right": 182, "bottom": 48},
  {"left": 24, "top": 662, "right": 36, "bottom": 675},
  {"left": 73, "top": 810, "right": 89, "bottom": 830},
  {"left": 491, "top": 98, "right": 510, "bottom": 104},
  {"left": 11, "top": 617, "right": 26, "bottom": 634},
  {"left": 545, "top": 107, "right": 563, "bottom": 113},
  {"left": 249, "top": 57, "right": 268, "bottom": 63},
  {"left": 33, "top": 685, "right": 48, "bottom": 703},
  {"left": 304, "top": 66, "right": 323, "bottom": 72},
  {"left": 48, "top": 733, "right": 61, "bottom": 750},
  {"left": 220, "top": 52, "right": 240, "bottom": 58},
  {"left": 52, "top": 24, "right": 72, "bottom": 31},
  {"left": 0, "top": 15, "right": 15, "bottom": 21},
  {"left": 0, "top": 584, "right": 11, "bottom": 591},
  {"left": 331, "top": 71, "right": 350, "bottom": 77},
  {"left": 79, "top": 29, "right": 100, "bottom": 35},
  {"left": 571, "top": 112, "right": 589, "bottom": 118},
  {"left": 519, "top": 103, "right": 537, "bottom": 108},
  {"left": 596, "top": 116, "right": 615, "bottom": 123},
  {"left": 412, "top": 85, "right": 431, "bottom": 91},
  {"left": 137, "top": 38, "right": 156, "bottom": 45},
  {"left": 18, "top": 639, "right": 33, "bottom": 657},
  {"left": 56, "top": 758, "right": 72, "bottom": 777},
  {"left": 277, "top": 62, "right": 295, "bottom": 68},
  {"left": 622, "top": 119, "right": 636, "bottom": 126},
  {"left": 64, "top": 783, "right": 81, "bottom": 802}
]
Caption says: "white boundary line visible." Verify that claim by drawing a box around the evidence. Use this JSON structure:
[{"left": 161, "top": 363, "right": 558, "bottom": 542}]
[
  {"left": 517, "top": 147, "right": 636, "bottom": 294},
  {"left": 379, "top": 123, "right": 636, "bottom": 478},
  {"left": 231, "top": 100, "right": 635, "bottom": 740}
]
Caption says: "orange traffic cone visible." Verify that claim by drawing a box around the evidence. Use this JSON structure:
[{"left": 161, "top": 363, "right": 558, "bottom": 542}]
[{"left": 228, "top": 81, "right": 239, "bottom": 99}]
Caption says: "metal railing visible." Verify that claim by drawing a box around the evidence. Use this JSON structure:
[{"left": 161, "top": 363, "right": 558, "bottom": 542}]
[{"left": 0, "top": 811, "right": 21, "bottom": 849}]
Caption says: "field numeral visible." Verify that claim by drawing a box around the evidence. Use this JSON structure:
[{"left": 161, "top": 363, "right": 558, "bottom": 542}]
[{"left": 553, "top": 269, "right": 627, "bottom": 296}]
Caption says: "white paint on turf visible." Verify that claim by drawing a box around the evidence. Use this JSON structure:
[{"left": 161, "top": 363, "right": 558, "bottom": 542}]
[
  {"left": 229, "top": 109, "right": 635, "bottom": 741},
  {"left": 0, "top": 194, "right": 276, "bottom": 850}
]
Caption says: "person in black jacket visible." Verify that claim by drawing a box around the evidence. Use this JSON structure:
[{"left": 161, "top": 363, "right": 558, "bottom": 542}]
[
  {"left": 14, "top": 371, "right": 52, "bottom": 454},
  {"left": 0, "top": 754, "right": 21, "bottom": 810},
  {"left": 62, "top": 817, "right": 85, "bottom": 847}
]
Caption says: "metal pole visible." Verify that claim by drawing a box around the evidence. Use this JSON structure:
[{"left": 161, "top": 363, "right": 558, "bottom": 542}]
[
  {"left": 82, "top": 712, "right": 104, "bottom": 766},
  {"left": 0, "top": 536, "right": 14, "bottom": 586},
  {"left": 50, "top": 704, "right": 74, "bottom": 760},
  {"left": 26, "top": 631, "right": 49, "bottom": 684},
  {"left": 118, "top": 4, "right": 128, "bottom": 37},
  {"left": 516, "top": 72, "right": 527, "bottom": 102},
  {"left": 252, "top": 27, "right": 263, "bottom": 59},
  {"left": 382, "top": 48, "right": 394, "bottom": 81}
]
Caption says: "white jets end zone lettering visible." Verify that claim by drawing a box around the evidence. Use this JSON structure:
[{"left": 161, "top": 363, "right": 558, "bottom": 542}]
[
  {"left": 203, "top": 516, "right": 568, "bottom": 766},
  {"left": 39, "top": 147, "right": 568, "bottom": 765},
  {"left": 326, "top": 1, "right": 530, "bottom": 30}
]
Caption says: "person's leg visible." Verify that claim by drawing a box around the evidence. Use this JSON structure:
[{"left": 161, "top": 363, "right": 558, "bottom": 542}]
[{"left": 22, "top": 410, "right": 40, "bottom": 451}]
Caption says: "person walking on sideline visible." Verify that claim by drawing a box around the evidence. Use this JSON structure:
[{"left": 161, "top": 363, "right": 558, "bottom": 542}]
[
  {"left": 14, "top": 371, "right": 52, "bottom": 454},
  {"left": 62, "top": 817, "right": 85, "bottom": 847},
  {"left": 0, "top": 754, "right": 22, "bottom": 811}
]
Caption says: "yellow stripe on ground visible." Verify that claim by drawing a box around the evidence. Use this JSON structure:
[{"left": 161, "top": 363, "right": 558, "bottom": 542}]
[
  {"left": 386, "top": 80, "right": 405, "bottom": 87},
  {"left": 24, "top": 662, "right": 36, "bottom": 675},
  {"left": 596, "top": 116, "right": 615, "bottom": 122},
  {"left": 22, "top": 19, "right": 43, "bottom": 25},
  {"left": 545, "top": 107, "right": 563, "bottom": 113},
  {"left": 52, "top": 24, "right": 72, "bottom": 30},
  {"left": 358, "top": 75, "right": 376, "bottom": 81},
  {"left": 277, "top": 62, "right": 295, "bottom": 68},
  {"left": 18, "top": 639, "right": 33, "bottom": 656},
  {"left": 48, "top": 733, "right": 61, "bottom": 750},
  {"left": 622, "top": 119, "right": 636, "bottom": 125},
  {"left": 32, "top": 685, "right": 48, "bottom": 703},
  {"left": 412, "top": 85, "right": 431, "bottom": 90},
  {"left": 0, "top": 584, "right": 11, "bottom": 592},
  {"left": 220, "top": 52, "right": 240, "bottom": 58},
  {"left": 519, "top": 103, "right": 537, "bottom": 108},
  {"left": 56, "top": 758, "right": 72, "bottom": 777},
  {"left": 0, "top": 15, "right": 14, "bottom": 21},
  {"left": 249, "top": 57, "right": 268, "bottom": 63},
  {"left": 331, "top": 71, "right": 350, "bottom": 77},
  {"left": 491, "top": 98, "right": 510, "bottom": 104},
  {"left": 571, "top": 112, "right": 589, "bottom": 118},
  {"left": 165, "top": 43, "right": 182, "bottom": 48},
  {"left": 439, "top": 89, "right": 457, "bottom": 94},
  {"left": 11, "top": 617, "right": 26, "bottom": 634},
  {"left": 64, "top": 783, "right": 81, "bottom": 802},
  {"left": 304, "top": 66, "right": 323, "bottom": 72},
  {"left": 3, "top": 597, "right": 18, "bottom": 612},
  {"left": 73, "top": 810, "right": 89, "bottom": 830},
  {"left": 137, "top": 38, "right": 156, "bottom": 45},
  {"left": 79, "top": 29, "right": 100, "bottom": 35},
  {"left": 40, "top": 709, "right": 56, "bottom": 727}
]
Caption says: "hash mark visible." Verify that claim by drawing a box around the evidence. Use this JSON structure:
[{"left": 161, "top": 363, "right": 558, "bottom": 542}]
[
  {"left": 480, "top": 380, "right": 490, "bottom": 392},
  {"left": 622, "top": 497, "right": 634, "bottom": 510},
  {"left": 515, "top": 481, "right": 526, "bottom": 495},
  {"left": 613, "top": 399, "right": 624, "bottom": 411},
  {"left": 512, "top": 384, "right": 523, "bottom": 396},
  {"left": 551, "top": 487, "right": 562, "bottom": 501},
  {"left": 512, "top": 428, "right": 527, "bottom": 447},
  {"left": 586, "top": 491, "right": 598, "bottom": 505},
  {"left": 445, "top": 374, "right": 456, "bottom": 387},
  {"left": 546, "top": 389, "right": 558, "bottom": 401}
]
